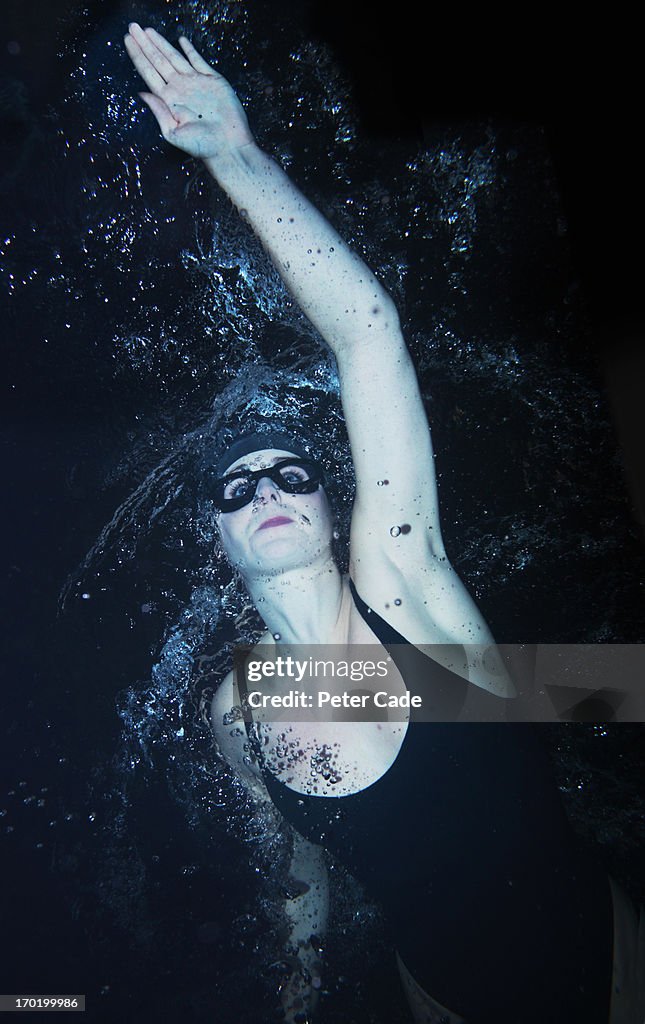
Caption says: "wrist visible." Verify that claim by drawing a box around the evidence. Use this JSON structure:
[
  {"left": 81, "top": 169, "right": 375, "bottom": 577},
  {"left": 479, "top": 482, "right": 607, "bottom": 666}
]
[{"left": 203, "top": 139, "right": 267, "bottom": 189}]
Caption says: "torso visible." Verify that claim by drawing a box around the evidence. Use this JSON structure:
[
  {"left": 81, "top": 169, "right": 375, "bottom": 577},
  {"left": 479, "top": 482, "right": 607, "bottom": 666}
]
[
  {"left": 247, "top": 721, "right": 408, "bottom": 797},
  {"left": 210, "top": 579, "right": 613, "bottom": 1019},
  {"left": 213, "top": 576, "right": 468, "bottom": 798},
  {"left": 236, "top": 577, "right": 412, "bottom": 797}
]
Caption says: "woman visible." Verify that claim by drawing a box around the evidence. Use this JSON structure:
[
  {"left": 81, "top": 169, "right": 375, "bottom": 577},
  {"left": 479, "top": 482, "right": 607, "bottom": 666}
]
[{"left": 123, "top": 24, "right": 626, "bottom": 1024}]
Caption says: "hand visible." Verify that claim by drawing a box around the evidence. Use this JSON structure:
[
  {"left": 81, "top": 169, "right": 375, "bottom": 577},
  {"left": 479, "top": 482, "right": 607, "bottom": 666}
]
[
  {"left": 124, "top": 23, "right": 255, "bottom": 161},
  {"left": 278, "top": 959, "right": 321, "bottom": 1024}
]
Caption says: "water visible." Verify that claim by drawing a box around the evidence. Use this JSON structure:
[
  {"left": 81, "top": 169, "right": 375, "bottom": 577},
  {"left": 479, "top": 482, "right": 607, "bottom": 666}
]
[{"left": 3, "top": 1, "right": 645, "bottom": 1021}]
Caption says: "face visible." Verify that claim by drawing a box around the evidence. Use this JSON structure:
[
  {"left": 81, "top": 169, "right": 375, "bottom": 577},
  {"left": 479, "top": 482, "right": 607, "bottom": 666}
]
[{"left": 215, "top": 449, "right": 333, "bottom": 577}]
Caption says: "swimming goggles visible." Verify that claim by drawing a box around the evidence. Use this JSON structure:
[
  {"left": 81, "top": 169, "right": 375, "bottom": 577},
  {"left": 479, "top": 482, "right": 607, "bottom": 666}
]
[{"left": 211, "top": 458, "right": 324, "bottom": 513}]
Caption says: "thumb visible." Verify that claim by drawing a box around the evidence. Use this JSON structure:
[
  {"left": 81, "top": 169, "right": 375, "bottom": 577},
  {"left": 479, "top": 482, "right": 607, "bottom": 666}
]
[{"left": 138, "top": 91, "right": 178, "bottom": 138}]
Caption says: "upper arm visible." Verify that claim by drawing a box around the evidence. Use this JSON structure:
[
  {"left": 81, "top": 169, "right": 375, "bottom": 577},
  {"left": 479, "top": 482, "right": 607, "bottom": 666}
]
[
  {"left": 335, "top": 312, "right": 446, "bottom": 574},
  {"left": 210, "top": 673, "right": 330, "bottom": 929},
  {"left": 210, "top": 670, "right": 271, "bottom": 805},
  {"left": 335, "top": 321, "right": 516, "bottom": 693}
]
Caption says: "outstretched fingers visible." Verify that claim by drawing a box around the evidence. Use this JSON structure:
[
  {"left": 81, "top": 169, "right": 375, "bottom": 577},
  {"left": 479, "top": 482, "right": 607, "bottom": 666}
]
[
  {"left": 126, "top": 23, "right": 224, "bottom": 94},
  {"left": 178, "top": 36, "right": 218, "bottom": 77},
  {"left": 143, "top": 26, "right": 193, "bottom": 75},
  {"left": 124, "top": 31, "right": 166, "bottom": 93},
  {"left": 126, "top": 22, "right": 177, "bottom": 87}
]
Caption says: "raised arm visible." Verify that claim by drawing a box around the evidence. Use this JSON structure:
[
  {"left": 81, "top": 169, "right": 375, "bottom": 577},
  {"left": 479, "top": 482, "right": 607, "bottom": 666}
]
[
  {"left": 124, "top": 26, "right": 515, "bottom": 690},
  {"left": 123, "top": 25, "right": 430, "bottom": 535}
]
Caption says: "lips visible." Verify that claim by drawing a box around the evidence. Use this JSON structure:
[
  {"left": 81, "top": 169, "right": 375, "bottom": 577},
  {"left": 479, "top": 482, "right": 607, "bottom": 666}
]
[{"left": 257, "top": 516, "right": 294, "bottom": 531}]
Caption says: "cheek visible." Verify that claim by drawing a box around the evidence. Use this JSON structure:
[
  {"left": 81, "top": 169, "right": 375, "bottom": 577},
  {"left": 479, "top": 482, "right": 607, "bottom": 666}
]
[
  {"left": 319, "top": 488, "right": 333, "bottom": 521},
  {"left": 216, "top": 514, "right": 246, "bottom": 563},
  {"left": 309, "top": 491, "right": 333, "bottom": 535}
]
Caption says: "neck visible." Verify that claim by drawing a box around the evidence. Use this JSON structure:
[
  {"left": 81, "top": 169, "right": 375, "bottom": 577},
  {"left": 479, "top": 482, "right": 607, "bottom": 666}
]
[{"left": 243, "top": 557, "right": 347, "bottom": 644}]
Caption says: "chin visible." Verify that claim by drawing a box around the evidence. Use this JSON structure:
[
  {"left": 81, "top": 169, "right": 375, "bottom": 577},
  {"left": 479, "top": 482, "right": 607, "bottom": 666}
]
[{"left": 247, "top": 536, "right": 333, "bottom": 577}]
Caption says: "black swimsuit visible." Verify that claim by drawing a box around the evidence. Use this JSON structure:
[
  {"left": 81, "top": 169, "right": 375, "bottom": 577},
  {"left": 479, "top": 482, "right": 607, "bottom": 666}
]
[{"left": 245, "top": 583, "right": 612, "bottom": 1022}]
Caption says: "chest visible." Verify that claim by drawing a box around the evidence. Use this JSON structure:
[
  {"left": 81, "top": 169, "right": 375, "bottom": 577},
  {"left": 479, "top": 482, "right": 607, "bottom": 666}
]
[
  {"left": 251, "top": 607, "right": 410, "bottom": 797},
  {"left": 254, "top": 717, "right": 408, "bottom": 797}
]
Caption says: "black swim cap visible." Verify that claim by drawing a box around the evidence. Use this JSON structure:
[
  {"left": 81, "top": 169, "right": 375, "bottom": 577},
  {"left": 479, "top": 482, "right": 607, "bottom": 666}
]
[{"left": 214, "top": 431, "right": 312, "bottom": 478}]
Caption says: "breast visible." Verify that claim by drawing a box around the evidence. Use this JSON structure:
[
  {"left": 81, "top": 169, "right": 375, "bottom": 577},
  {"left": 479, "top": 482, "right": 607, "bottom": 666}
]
[{"left": 254, "top": 709, "right": 410, "bottom": 798}]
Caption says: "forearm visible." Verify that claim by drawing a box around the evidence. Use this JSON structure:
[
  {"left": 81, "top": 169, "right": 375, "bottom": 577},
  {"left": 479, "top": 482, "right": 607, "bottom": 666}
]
[
  {"left": 204, "top": 144, "right": 399, "bottom": 356},
  {"left": 280, "top": 832, "right": 328, "bottom": 1021},
  {"left": 124, "top": 26, "right": 398, "bottom": 358}
]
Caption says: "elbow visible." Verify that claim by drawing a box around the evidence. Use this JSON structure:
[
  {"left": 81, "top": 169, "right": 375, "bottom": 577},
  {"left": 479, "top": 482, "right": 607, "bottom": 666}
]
[
  {"left": 334, "top": 306, "right": 405, "bottom": 363},
  {"left": 365, "top": 293, "right": 402, "bottom": 343}
]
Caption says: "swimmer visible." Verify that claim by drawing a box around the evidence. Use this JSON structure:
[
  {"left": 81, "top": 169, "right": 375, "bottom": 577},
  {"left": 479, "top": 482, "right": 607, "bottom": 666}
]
[{"left": 124, "top": 25, "right": 641, "bottom": 1024}]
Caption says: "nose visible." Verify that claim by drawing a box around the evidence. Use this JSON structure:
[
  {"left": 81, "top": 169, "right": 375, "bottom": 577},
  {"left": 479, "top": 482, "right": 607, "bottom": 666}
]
[{"left": 253, "top": 474, "right": 281, "bottom": 504}]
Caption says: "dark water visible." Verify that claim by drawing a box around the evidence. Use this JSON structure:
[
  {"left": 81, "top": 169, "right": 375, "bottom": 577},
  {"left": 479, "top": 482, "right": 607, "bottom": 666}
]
[{"left": 2, "top": 2, "right": 645, "bottom": 1022}]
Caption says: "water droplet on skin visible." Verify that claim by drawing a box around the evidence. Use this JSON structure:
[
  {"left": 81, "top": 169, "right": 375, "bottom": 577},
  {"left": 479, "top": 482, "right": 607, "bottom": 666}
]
[{"left": 390, "top": 526, "right": 401, "bottom": 537}]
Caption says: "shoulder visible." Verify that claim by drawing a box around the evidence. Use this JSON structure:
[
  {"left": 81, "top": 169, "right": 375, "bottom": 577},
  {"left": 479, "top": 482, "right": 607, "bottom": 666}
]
[
  {"left": 210, "top": 669, "right": 237, "bottom": 730},
  {"left": 210, "top": 669, "right": 270, "bottom": 802},
  {"left": 210, "top": 669, "right": 244, "bottom": 765}
]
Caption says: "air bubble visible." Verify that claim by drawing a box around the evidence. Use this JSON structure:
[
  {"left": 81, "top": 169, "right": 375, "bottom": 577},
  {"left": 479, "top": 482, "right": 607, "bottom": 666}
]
[
  {"left": 394, "top": 598, "right": 402, "bottom": 606},
  {"left": 390, "top": 526, "right": 401, "bottom": 537},
  {"left": 273, "top": 632, "right": 281, "bottom": 641}
]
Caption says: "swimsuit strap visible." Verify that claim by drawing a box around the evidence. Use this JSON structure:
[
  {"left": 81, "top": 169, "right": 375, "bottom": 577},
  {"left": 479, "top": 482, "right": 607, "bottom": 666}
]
[
  {"left": 348, "top": 578, "right": 412, "bottom": 646},
  {"left": 237, "top": 580, "right": 468, "bottom": 729},
  {"left": 348, "top": 579, "right": 469, "bottom": 721}
]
